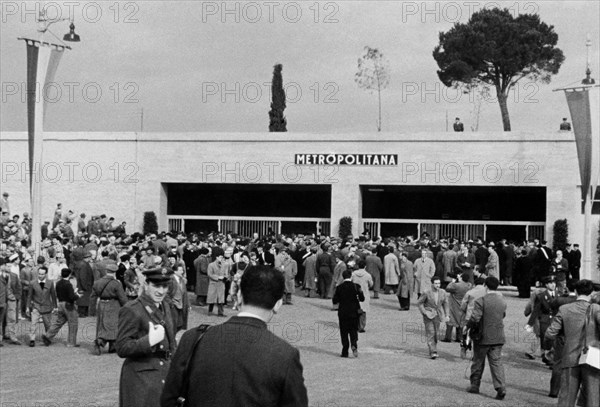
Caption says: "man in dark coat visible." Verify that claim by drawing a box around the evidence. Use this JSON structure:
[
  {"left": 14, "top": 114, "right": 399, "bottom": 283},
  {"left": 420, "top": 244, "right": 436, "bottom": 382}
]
[
  {"left": 160, "top": 265, "right": 308, "bottom": 407},
  {"left": 72, "top": 249, "right": 95, "bottom": 317},
  {"left": 514, "top": 249, "right": 534, "bottom": 298},
  {"left": 90, "top": 262, "right": 128, "bottom": 354},
  {"left": 193, "top": 247, "right": 210, "bottom": 306},
  {"left": 332, "top": 268, "right": 365, "bottom": 358},
  {"left": 527, "top": 274, "right": 559, "bottom": 362},
  {"left": 466, "top": 276, "right": 507, "bottom": 400},
  {"left": 316, "top": 243, "right": 336, "bottom": 299},
  {"left": 116, "top": 267, "right": 176, "bottom": 407}
]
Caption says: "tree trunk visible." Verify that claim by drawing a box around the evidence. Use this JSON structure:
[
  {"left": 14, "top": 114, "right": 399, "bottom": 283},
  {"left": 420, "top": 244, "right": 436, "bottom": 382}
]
[
  {"left": 497, "top": 90, "right": 511, "bottom": 131},
  {"left": 377, "top": 87, "right": 382, "bottom": 132}
]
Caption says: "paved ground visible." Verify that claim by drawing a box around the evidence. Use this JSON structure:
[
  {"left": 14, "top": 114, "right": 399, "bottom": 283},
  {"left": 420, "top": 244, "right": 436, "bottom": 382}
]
[{"left": 1, "top": 289, "right": 558, "bottom": 407}]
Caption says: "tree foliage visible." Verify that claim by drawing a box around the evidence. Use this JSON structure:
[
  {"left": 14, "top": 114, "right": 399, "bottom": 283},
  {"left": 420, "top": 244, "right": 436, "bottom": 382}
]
[
  {"left": 269, "top": 64, "right": 287, "bottom": 132},
  {"left": 552, "top": 219, "right": 569, "bottom": 252},
  {"left": 338, "top": 216, "right": 353, "bottom": 239},
  {"left": 355, "top": 46, "right": 390, "bottom": 132},
  {"left": 433, "top": 8, "right": 564, "bottom": 131},
  {"left": 143, "top": 211, "right": 158, "bottom": 235}
]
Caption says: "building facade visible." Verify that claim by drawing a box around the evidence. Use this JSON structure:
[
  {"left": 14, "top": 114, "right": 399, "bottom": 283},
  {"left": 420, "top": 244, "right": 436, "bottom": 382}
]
[{"left": 1, "top": 131, "right": 598, "bottom": 278}]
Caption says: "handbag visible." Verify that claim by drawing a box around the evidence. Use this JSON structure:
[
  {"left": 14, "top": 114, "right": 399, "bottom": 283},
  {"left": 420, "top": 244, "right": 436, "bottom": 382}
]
[
  {"left": 578, "top": 304, "right": 600, "bottom": 370},
  {"left": 176, "top": 324, "right": 211, "bottom": 407},
  {"left": 353, "top": 283, "right": 365, "bottom": 316}
]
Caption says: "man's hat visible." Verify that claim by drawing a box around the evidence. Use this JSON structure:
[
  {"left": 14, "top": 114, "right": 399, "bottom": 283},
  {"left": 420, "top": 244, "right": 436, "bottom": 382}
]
[
  {"left": 105, "top": 261, "right": 119, "bottom": 273},
  {"left": 143, "top": 267, "right": 173, "bottom": 284},
  {"left": 541, "top": 274, "right": 556, "bottom": 284}
]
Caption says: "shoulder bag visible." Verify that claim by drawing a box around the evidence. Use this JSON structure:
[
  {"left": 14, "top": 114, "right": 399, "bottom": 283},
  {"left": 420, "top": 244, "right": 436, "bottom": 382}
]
[{"left": 176, "top": 324, "right": 211, "bottom": 406}]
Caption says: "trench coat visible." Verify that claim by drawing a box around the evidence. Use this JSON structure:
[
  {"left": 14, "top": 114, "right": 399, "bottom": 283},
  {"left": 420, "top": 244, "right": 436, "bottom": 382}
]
[
  {"left": 398, "top": 258, "right": 414, "bottom": 299},
  {"left": 351, "top": 269, "right": 373, "bottom": 313},
  {"left": 302, "top": 254, "right": 317, "bottom": 290},
  {"left": 206, "top": 260, "right": 226, "bottom": 304},
  {"left": 280, "top": 259, "right": 298, "bottom": 294},
  {"left": 384, "top": 253, "right": 400, "bottom": 285},
  {"left": 445, "top": 280, "right": 471, "bottom": 327},
  {"left": 193, "top": 255, "right": 210, "bottom": 296},
  {"left": 89, "top": 275, "right": 128, "bottom": 340},
  {"left": 414, "top": 257, "right": 436, "bottom": 295},
  {"left": 116, "top": 294, "right": 175, "bottom": 407}
]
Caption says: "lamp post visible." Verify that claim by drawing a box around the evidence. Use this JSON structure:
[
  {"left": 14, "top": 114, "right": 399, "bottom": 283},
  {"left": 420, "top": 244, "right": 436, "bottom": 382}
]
[
  {"left": 18, "top": 7, "right": 80, "bottom": 254},
  {"left": 554, "top": 35, "right": 599, "bottom": 281}
]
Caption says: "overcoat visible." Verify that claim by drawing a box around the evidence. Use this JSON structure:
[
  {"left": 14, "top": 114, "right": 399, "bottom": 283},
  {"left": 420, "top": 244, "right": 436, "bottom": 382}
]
[
  {"left": 302, "top": 254, "right": 317, "bottom": 290},
  {"left": 280, "top": 259, "right": 297, "bottom": 294},
  {"left": 193, "top": 255, "right": 210, "bottom": 296},
  {"left": 351, "top": 269, "right": 373, "bottom": 313},
  {"left": 398, "top": 258, "right": 414, "bottom": 299},
  {"left": 445, "top": 280, "right": 471, "bottom": 327},
  {"left": 116, "top": 294, "right": 175, "bottom": 407},
  {"left": 206, "top": 260, "right": 226, "bottom": 304},
  {"left": 90, "top": 275, "right": 128, "bottom": 340},
  {"left": 413, "top": 257, "right": 436, "bottom": 295}
]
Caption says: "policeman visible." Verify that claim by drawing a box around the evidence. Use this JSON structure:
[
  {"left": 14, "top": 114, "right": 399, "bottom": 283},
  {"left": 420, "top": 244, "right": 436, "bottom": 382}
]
[
  {"left": 116, "top": 266, "right": 176, "bottom": 407},
  {"left": 526, "top": 274, "right": 558, "bottom": 365}
]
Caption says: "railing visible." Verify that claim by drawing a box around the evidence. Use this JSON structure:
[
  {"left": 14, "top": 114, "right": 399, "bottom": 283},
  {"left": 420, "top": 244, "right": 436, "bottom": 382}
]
[
  {"left": 167, "top": 215, "right": 330, "bottom": 237},
  {"left": 361, "top": 218, "right": 545, "bottom": 241}
]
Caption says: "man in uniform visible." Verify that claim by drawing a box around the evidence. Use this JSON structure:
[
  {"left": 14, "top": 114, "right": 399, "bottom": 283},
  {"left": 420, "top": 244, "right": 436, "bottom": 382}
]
[
  {"left": 526, "top": 274, "right": 559, "bottom": 365},
  {"left": 116, "top": 267, "right": 176, "bottom": 407}
]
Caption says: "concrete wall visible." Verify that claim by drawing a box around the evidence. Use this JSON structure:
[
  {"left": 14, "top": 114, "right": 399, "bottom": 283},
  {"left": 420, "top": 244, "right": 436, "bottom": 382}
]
[{"left": 1, "top": 130, "right": 597, "bottom": 277}]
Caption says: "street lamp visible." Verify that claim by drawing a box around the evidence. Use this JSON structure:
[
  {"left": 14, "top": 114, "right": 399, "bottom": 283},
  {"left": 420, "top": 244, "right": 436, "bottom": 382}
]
[{"left": 18, "top": 8, "right": 80, "bottom": 254}]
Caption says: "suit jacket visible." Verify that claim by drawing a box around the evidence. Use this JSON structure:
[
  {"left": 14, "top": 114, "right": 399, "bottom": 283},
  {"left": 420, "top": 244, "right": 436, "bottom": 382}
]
[
  {"left": 417, "top": 289, "right": 449, "bottom": 320},
  {"left": 28, "top": 279, "right": 56, "bottom": 313},
  {"left": 257, "top": 251, "right": 275, "bottom": 266},
  {"left": 316, "top": 252, "right": 335, "bottom": 275},
  {"left": 116, "top": 293, "right": 176, "bottom": 407},
  {"left": 545, "top": 299, "right": 600, "bottom": 368},
  {"left": 160, "top": 316, "right": 308, "bottom": 407},
  {"left": 333, "top": 280, "right": 364, "bottom": 320},
  {"left": 468, "top": 292, "right": 507, "bottom": 345}
]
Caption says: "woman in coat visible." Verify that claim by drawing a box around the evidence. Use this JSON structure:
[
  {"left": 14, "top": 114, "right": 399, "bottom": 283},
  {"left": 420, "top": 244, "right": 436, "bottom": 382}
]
[{"left": 351, "top": 260, "right": 373, "bottom": 332}]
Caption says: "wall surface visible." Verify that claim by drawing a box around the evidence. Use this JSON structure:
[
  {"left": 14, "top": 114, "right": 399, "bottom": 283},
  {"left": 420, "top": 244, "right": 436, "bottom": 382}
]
[{"left": 1, "top": 130, "right": 597, "bottom": 277}]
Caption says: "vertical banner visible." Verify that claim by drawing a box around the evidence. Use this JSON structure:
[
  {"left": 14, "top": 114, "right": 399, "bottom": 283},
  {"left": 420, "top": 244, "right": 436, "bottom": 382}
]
[
  {"left": 20, "top": 38, "right": 68, "bottom": 251},
  {"left": 564, "top": 85, "right": 600, "bottom": 280}
]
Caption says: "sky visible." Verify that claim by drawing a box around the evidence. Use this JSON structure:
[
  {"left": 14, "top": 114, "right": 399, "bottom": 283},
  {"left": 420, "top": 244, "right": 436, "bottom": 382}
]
[{"left": 1, "top": 0, "right": 599, "bottom": 134}]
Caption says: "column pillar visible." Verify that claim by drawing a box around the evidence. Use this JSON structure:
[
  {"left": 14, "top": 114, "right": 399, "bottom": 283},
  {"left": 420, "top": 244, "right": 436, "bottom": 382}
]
[{"left": 330, "top": 183, "right": 362, "bottom": 238}]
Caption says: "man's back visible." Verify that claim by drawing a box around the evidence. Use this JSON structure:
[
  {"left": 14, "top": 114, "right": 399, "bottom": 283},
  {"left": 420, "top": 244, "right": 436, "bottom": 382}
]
[
  {"left": 162, "top": 316, "right": 308, "bottom": 407},
  {"left": 472, "top": 293, "right": 507, "bottom": 345},
  {"left": 547, "top": 300, "right": 595, "bottom": 368}
]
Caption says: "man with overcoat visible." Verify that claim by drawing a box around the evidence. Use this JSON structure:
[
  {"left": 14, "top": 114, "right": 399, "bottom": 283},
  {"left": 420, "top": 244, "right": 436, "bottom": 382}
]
[
  {"left": 90, "top": 262, "right": 128, "bottom": 354},
  {"left": 333, "top": 268, "right": 365, "bottom": 358},
  {"left": 116, "top": 267, "right": 176, "bottom": 407}
]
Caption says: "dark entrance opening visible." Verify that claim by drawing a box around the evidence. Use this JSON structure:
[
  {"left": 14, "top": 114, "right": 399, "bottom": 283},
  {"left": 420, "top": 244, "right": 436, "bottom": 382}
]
[{"left": 184, "top": 219, "right": 219, "bottom": 234}]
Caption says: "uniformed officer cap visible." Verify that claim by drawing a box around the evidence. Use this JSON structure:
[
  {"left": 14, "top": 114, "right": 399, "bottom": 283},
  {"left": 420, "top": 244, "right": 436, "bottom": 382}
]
[
  {"left": 541, "top": 274, "right": 556, "bottom": 284},
  {"left": 143, "top": 266, "right": 173, "bottom": 284}
]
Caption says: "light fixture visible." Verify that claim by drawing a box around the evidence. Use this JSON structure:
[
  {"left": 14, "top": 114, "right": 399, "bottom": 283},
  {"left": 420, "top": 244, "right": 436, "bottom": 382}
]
[{"left": 63, "top": 22, "right": 80, "bottom": 42}]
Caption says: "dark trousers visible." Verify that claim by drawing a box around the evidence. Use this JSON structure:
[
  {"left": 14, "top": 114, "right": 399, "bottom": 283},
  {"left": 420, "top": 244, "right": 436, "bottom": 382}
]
[
  {"left": 339, "top": 317, "right": 358, "bottom": 355},
  {"left": 195, "top": 295, "right": 207, "bottom": 305},
  {"left": 318, "top": 270, "right": 332, "bottom": 299},
  {"left": 369, "top": 271, "right": 380, "bottom": 296},
  {"left": 398, "top": 296, "right": 410, "bottom": 310},
  {"left": 208, "top": 303, "right": 224, "bottom": 315},
  {"left": 78, "top": 305, "right": 89, "bottom": 318},
  {"left": 549, "top": 336, "right": 564, "bottom": 396},
  {"left": 46, "top": 302, "right": 79, "bottom": 345},
  {"left": 470, "top": 343, "right": 505, "bottom": 391},
  {"left": 384, "top": 284, "right": 398, "bottom": 295}
]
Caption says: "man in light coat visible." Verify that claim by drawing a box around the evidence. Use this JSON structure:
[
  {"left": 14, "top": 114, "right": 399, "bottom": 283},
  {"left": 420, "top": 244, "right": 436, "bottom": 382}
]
[
  {"left": 414, "top": 249, "right": 436, "bottom": 298},
  {"left": 384, "top": 247, "right": 400, "bottom": 294}
]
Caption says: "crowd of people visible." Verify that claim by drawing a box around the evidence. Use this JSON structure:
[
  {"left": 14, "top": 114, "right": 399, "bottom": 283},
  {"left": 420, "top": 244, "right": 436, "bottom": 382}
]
[{"left": 0, "top": 197, "right": 598, "bottom": 406}]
